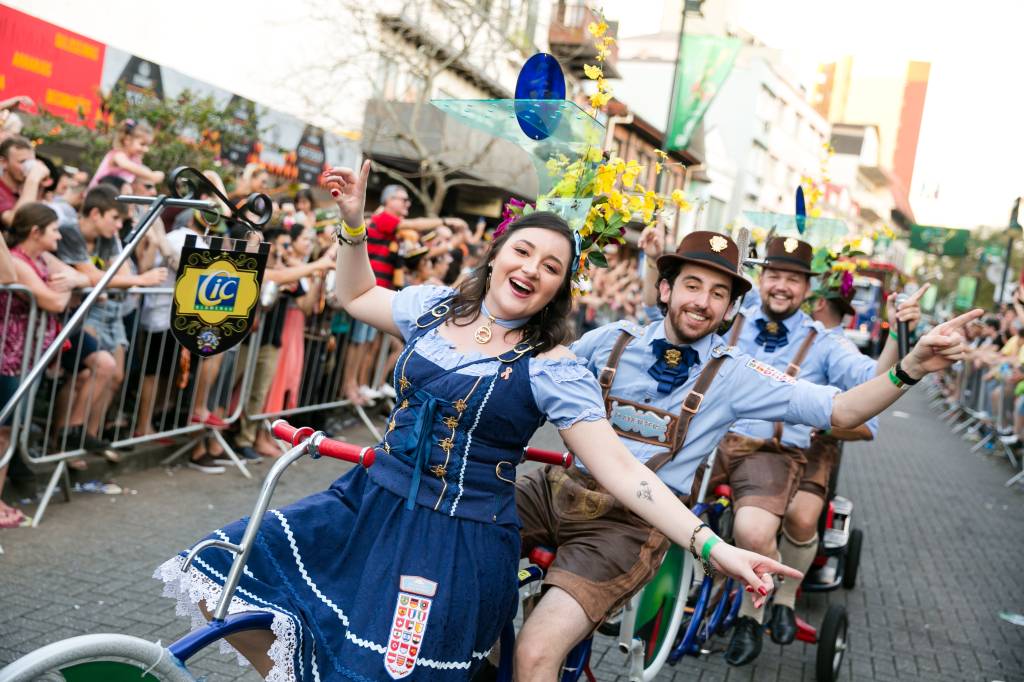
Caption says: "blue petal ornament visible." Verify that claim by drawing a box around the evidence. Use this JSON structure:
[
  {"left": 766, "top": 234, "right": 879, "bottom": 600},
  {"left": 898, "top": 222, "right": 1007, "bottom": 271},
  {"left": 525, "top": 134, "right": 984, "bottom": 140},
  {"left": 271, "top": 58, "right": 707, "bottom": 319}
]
[
  {"left": 794, "top": 186, "right": 807, "bottom": 234},
  {"left": 514, "top": 53, "right": 567, "bottom": 140}
]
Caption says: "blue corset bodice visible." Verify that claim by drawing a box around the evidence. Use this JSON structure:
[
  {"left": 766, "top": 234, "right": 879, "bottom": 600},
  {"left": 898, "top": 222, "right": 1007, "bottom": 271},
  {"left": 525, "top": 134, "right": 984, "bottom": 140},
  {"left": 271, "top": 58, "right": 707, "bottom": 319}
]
[{"left": 367, "top": 300, "right": 544, "bottom": 526}]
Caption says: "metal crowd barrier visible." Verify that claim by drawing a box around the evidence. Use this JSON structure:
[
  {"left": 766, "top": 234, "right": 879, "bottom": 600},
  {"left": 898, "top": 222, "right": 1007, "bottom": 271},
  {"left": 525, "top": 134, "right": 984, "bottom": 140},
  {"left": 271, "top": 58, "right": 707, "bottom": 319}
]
[
  {"left": 0, "top": 285, "right": 38, "bottom": 552},
  {"left": 928, "top": 358, "right": 1023, "bottom": 487},
  {"left": 244, "top": 291, "right": 394, "bottom": 445},
  {"left": 2, "top": 285, "right": 400, "bottom": 527}
]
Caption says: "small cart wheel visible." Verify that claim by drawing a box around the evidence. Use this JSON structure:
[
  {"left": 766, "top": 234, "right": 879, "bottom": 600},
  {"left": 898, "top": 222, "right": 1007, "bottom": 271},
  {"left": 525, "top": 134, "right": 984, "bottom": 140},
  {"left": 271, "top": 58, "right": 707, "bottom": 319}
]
[
  {"left": 815, "top": 605, "right": 848, "bottom": 682},
  {"left": 841, "top": 528, "right": 863, "bottom": 590}
]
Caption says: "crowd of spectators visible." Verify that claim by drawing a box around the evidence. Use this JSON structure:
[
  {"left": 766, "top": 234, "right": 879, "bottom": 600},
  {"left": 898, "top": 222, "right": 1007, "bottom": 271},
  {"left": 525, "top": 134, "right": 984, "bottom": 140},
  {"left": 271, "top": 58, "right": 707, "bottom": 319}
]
[
  {"left": 0, "top": 100, "right": 654, "bottom": 527},
  {"left": 942, "top": 297, "right": 1024, "bottom": 445}
]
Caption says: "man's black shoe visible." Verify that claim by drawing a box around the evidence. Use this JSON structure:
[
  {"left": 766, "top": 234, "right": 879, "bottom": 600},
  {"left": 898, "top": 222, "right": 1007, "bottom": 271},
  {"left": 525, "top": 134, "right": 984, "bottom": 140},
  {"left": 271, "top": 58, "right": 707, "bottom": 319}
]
[
  {"left": 769, "top": 604, "right": 797, "bottom": 644},
  {"left": 724, "top": 616, "right": 762, "bottom": 666}
]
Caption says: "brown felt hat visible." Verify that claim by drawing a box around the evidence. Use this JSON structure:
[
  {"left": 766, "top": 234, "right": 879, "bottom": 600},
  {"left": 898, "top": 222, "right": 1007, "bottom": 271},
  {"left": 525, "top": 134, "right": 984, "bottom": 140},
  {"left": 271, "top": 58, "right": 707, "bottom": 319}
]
[
  {"left": 762, "top": 236, "right": 819, "bottom": 275},
  {"left": 656, "top": 230, "right": 752, "bottom": 297}
]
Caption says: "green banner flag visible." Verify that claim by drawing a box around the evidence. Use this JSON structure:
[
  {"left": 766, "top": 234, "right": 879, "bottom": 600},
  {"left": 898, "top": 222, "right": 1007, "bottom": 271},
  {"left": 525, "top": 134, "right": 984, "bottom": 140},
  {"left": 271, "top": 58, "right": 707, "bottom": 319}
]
[
  {"left": 909, "top": 224, "right": 970, "bottom": 256},
  {"left": 954, "top": 276, "right": 977, "bottom": 310},
  {"left": 666, "top": 35, "right": 740, "bottom": 151}
]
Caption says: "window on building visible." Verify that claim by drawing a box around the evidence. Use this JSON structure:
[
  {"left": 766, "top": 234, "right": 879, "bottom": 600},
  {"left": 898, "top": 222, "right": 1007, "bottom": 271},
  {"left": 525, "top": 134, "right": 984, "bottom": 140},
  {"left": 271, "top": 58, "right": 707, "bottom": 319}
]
[
  {"left": 756, "top": 85, "right": 779, "bottom": 125},
  {"left": 706, "top": 197, "right": 726, "bottom": 230},
  {"left": 636, "top": 150, "right": 654, "bottom": 187},
  {"left": 748, "top": 143, "right": 766, "bottom": 182}
]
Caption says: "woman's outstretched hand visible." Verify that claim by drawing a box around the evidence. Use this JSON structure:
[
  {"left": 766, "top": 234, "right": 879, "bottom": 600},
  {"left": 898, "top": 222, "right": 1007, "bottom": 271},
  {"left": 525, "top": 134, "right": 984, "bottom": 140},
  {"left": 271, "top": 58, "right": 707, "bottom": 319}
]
[
  {"left": 709, "top": 543, "right": 804, "bottom": 609},
  {"left": 323, "top": 160, "right": 370, "bottom": 228}
]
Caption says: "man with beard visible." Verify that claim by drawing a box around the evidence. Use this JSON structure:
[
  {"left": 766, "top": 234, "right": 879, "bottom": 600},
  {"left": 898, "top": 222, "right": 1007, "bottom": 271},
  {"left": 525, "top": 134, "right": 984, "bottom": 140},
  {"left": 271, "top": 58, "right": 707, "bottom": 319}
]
[
  {"left": 761, "top": 273, "right": 926, "bottom": 659},
  {"left": 705, "top": 236, "right": 922, "bottom": 665},
  {"left": 507, "top": 231, "right": 976, "bottom": 681}
]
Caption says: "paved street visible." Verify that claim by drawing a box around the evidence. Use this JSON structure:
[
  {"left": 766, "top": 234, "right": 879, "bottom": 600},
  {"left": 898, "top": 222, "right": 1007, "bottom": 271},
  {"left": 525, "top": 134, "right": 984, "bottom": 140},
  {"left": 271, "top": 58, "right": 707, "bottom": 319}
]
[{"left": 1, "top": 389, "right": 1023, "bottom": 681}]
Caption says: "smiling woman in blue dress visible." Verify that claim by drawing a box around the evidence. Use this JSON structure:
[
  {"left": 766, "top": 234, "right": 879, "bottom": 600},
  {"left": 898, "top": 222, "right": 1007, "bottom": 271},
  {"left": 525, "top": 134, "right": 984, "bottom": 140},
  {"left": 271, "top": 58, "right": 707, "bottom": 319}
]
[{"left": 156, "top": 161, "right": 802, "bottom": 681}]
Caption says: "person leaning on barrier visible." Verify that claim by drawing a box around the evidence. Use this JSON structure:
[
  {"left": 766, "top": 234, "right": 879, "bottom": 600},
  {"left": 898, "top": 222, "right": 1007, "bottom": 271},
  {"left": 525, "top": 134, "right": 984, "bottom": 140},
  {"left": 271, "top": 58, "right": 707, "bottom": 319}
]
[
  {"left": 0, "top": 201, "right": 23, "bottom": 527},
  {"left": 506, "top": 225, "right": 982, "bottom": 681},
  {"left": 2, "top": 202, "right": 117, "bottom": 472},
  {"left": 55, "top": 185, "right": 168, "bottom": 446}
]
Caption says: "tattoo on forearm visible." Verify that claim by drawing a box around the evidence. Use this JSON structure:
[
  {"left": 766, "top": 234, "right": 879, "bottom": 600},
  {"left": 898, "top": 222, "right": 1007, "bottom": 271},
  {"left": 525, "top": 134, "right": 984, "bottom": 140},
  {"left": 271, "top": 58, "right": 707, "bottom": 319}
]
[{"left": 637, "top": 480, "right": 654, "bottom": 502}]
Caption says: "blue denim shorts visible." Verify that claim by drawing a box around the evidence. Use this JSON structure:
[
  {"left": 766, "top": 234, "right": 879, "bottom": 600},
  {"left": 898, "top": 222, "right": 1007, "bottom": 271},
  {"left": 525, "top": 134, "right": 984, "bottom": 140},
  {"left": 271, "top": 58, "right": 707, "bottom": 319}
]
[{"left": 350, "top": 320, "right": 378, "bottom": 344}]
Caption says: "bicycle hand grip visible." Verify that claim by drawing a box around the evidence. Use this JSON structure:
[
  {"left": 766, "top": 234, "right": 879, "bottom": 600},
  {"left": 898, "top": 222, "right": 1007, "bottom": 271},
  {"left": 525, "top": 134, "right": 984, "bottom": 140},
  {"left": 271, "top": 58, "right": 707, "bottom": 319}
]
[
  {"left": 315, "top": 434, "right": 376, "bottom": 468},
  {"left": 271, "top": 419, "right": 314, "bottom": 446},
  {"left": 523, "top": 447, "right": 573, "bottom": 468}
]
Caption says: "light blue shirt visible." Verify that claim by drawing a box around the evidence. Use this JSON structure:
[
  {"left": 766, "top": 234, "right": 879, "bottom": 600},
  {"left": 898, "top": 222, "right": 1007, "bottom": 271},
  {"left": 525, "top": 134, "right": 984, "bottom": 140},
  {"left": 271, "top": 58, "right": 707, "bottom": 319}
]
[
  {"left": 818, "top": 324, "right": 880, "bottom": 438},
  {"left": 571, "top": 318, "right": 838, "bottom": 494},
  {"left": 729, "top": 303, "right": 873, "bottom": 447},
  {"left": 391, "top": 285, "right": 608, "bottom": 430}
]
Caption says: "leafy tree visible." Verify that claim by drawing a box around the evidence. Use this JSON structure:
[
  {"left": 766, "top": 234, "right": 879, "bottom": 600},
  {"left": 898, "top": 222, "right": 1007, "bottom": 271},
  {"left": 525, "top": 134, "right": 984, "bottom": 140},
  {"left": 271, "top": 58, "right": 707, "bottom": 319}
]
[{"left": 22, "top": 86, "right": 257, "bottom": 186}]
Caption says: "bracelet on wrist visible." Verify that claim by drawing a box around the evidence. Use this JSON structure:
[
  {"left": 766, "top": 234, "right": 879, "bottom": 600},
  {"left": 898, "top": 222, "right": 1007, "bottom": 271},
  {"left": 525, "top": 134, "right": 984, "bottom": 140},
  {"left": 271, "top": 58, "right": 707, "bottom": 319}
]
[
  {"left": 889, "top": 329, "right": 899, "bottom": 341},
  {"left": 887, "top": 366, "right": 906, "bottom": 390},
  {"left": 894, "top": 359, "right": 921, "bottom": 386},
  {"left": 687, "top": 523, "right": 709, "bottom": 561},
  {"left": 342, "top": 220, "right": 366, "bottom": 237},
  {"left": 700, "top": 535, "right": 721, "bottom": 564}
]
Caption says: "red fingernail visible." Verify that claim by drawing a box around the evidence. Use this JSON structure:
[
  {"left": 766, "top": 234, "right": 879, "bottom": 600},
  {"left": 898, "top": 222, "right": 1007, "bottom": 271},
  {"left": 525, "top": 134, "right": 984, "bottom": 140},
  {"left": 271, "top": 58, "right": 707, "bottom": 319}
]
[
  {"left": 745, "top": 586, "right": 753, "bottom": 592},
  {"left": 330, "top": 189, "right": 340, "bottom": 198},
  {"left": 758, "top": 587, "right": 768, "bottom": 596}
]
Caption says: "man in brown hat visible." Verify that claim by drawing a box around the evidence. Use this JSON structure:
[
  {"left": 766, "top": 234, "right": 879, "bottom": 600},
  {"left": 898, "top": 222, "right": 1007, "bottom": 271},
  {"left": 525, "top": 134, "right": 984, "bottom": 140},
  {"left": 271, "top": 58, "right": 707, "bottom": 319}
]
[
  {"left": 508, "top": 230, "right": 969, "bottom": 680},
  {"left": 707, "top": 236, "right": 928, "bottom": 666}
]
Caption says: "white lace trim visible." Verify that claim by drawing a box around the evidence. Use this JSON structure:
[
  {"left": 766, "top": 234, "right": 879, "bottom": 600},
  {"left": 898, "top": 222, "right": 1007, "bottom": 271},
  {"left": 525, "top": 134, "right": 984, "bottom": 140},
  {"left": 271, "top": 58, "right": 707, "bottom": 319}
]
[
  {"left": 153, "top": 555, "right": 306, "bottom": 682},
  {"left": 270, "top": 508, "right": 491, "bottom": 665},
  {"left": 157, "top": 509, "right": 491, "bottom": 681}
]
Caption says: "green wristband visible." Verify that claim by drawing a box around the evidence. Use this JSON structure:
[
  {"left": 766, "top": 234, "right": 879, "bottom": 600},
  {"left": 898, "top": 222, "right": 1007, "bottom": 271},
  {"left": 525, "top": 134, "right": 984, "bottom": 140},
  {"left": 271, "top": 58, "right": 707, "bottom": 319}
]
[
  {"left": 889, "top": 329, "right": 899, "bottom": 341},
  {"left": 701, "top": 535, "right": 722, "bottom": 564},
  {"left": 887, "top": 367, "right": 903, "bottom": 388}
]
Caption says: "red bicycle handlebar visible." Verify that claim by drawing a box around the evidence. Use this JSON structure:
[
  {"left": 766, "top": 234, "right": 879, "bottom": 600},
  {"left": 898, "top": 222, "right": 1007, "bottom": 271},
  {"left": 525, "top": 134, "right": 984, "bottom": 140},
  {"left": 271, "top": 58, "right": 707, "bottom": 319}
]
[
  {"left": 523, "top": 447, "right": 573, "bottom": 468},
  {"left": 271, "top": 420, "right": 375, "bottom": 468},
  {"left": 272, "top": 421, "right": 563, "bottom": 470}
]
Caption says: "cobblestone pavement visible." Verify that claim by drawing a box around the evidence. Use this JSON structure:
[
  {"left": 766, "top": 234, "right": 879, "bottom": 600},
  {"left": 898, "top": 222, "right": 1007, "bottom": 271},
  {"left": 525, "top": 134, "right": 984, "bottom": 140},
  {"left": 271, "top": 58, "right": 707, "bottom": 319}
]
[{"left": 1, "top": 389, "right": 1023, "bottom": 681}]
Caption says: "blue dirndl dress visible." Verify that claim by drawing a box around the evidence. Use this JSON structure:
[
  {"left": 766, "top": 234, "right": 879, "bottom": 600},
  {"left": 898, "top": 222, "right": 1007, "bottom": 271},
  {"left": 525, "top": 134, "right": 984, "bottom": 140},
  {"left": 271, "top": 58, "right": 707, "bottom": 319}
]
[{"left": 156, "top": 285, "right": 606, "bottom": 681}]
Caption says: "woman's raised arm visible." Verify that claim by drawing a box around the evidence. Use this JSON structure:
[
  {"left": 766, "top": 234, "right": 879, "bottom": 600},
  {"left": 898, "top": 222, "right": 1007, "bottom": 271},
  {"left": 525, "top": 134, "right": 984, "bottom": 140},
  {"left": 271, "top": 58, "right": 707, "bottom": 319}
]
[{"left": 323, "top": 161, "right": 399, "bottom": 337}]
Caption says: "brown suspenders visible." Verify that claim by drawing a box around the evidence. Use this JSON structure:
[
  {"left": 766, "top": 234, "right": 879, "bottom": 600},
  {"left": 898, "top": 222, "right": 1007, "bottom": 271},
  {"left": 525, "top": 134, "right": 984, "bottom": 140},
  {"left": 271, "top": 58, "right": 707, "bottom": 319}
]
[
  {"left": 727, "top": 311, "right": 819, "bottom": 447},
  {"left": 771, "top": 328, "right": 817, "bottom": 445},
  {"left": 598, "top": 330, "right": 728, "bottom": 473}
]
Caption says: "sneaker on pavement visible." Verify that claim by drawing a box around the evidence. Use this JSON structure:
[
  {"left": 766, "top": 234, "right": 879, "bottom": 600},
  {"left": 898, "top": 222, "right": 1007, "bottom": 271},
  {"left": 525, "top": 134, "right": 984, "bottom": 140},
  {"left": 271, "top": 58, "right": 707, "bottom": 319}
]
[
  {"left": 187, "top": 454, "right": 226, "bottom": 474},
  {"left": 358, "top": 385, "right": 383, "bottom": 401}
]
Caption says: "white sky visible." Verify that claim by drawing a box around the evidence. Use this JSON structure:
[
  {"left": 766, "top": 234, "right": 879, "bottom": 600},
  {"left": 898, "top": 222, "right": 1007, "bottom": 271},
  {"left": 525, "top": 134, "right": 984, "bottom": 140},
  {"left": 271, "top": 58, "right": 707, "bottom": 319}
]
[
  {"left": 9, "top": 0, "right": 1022, "bottom": 229},
  {"left": 603, "top": 0, "right": 1024, "bottom": 230}
]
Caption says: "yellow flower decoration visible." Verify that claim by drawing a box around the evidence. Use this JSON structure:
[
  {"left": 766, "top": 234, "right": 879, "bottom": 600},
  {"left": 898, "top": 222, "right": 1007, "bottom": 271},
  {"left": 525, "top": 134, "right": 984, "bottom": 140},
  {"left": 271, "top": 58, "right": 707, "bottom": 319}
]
[
  {"left": 583, "top": 64, "right": 603, "bottom": 80},
  {"left": 670, "top": 189, "right": 690, "bottom": 210},
  {"left": 587, "top": 20, "right": 608, "bottom": 38},
  {"left": 589, "top": 90, "right": 612, "bottom": 108}
]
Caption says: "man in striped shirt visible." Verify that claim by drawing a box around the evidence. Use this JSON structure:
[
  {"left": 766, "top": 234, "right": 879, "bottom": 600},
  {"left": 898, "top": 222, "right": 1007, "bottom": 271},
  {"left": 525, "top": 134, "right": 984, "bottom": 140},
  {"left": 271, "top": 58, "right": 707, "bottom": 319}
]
[{"left": 342, "top": 183, "right": 467, "bottom": 405}]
